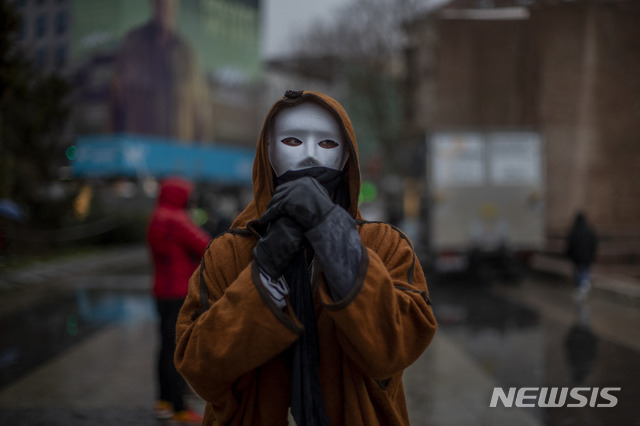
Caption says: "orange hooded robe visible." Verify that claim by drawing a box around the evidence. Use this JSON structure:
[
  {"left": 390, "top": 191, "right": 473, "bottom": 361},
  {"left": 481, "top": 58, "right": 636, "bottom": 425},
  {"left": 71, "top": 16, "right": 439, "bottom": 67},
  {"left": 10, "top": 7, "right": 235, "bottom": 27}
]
[{"left": 175, "top": 91, "right": 437, "bottom": 425}]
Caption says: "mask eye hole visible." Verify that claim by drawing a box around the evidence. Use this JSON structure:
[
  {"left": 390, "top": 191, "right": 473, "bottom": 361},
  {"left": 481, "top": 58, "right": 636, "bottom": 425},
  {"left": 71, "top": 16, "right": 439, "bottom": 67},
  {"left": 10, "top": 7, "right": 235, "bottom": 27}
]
[
  {"left": 281, "top": 137, "right": 302, "bottom": 147},
  {"left": 318, "top": 139, "right": 339, "bottom": 149}
]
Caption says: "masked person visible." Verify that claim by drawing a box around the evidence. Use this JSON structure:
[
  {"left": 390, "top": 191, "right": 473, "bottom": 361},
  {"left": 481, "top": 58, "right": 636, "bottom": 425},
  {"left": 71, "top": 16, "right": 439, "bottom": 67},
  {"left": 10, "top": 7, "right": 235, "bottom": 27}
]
[{"left": 175, "top": 91, "right": 437, "bottom": 426}]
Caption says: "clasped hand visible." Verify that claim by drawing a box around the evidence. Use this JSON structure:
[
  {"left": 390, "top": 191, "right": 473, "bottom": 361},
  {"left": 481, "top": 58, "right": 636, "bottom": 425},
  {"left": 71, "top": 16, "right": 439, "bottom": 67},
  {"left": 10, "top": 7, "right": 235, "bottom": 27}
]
[
  {"left": 261, "top": 177, "right": 335, "bottom": 230},
  {"left": 253, "top": 177, "right": 336, "bottom": 279}
]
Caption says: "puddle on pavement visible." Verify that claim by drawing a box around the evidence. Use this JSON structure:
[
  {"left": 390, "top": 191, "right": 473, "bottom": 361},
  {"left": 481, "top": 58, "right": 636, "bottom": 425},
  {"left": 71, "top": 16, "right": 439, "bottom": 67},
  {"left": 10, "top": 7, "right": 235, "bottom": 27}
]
[
  {"left": 428, "top": 273, "right": 640, "bottom": 426},
  {"left": 0, "top": 283, "right": 155, "bottom": 390},
  {"left": 1, "top": 269, "right": 638, "bottom": 425}
]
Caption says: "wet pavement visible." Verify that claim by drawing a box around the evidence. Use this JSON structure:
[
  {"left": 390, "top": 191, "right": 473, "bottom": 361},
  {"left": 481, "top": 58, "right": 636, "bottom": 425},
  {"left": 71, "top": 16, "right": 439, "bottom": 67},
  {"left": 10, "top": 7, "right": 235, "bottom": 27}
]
[
  {"left": 0, "top": 258, "right": 639, "bottom": 425},
  {"left": 413, "top": 272, "right": 640, "bottom": 426}
]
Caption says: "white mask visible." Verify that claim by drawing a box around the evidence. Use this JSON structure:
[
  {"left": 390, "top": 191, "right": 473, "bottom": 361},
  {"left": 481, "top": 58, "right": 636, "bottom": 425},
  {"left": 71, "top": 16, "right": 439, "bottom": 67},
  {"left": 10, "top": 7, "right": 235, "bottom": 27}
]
[{"left": 268, "top": 101, "right": 349, "bottom": 177}]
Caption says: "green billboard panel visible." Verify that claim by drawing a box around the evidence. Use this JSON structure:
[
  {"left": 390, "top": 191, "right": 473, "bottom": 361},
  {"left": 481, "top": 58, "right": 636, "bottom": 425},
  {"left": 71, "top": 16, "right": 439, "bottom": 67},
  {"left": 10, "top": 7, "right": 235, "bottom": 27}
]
[
  {"left": 71, "top": 0, "right": 261, "bottom": 143},
  {"left": 71, "top": 0, "right": 261, "bottom": 81}
]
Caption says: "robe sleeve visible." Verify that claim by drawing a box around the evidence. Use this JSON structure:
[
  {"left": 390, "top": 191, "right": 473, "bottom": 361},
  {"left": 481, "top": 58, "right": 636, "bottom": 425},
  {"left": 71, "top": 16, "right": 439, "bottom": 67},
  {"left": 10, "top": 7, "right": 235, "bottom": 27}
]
[
  {"left": 317, "top": 224, "right": 437, "bottom": 381},
  {"left": 174, "top": 234, "right": 302, "bottom": 414}
]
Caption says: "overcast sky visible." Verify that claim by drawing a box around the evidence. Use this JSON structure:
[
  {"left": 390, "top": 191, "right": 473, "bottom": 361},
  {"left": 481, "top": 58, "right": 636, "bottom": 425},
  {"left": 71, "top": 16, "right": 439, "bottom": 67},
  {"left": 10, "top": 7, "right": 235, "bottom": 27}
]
[
  {"left": 261, "top": 0, "right": 349, "bottom": 59},
  {"left": 260, "top": 0, "right": 448, "bottom": 59}
]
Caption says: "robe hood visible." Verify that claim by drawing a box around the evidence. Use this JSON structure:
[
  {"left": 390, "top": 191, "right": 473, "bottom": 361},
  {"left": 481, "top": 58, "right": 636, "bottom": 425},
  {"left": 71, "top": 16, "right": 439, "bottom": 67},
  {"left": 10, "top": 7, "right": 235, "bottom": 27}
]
[{"left": 231, "top": 90, "right": 362, "bottom": 228}]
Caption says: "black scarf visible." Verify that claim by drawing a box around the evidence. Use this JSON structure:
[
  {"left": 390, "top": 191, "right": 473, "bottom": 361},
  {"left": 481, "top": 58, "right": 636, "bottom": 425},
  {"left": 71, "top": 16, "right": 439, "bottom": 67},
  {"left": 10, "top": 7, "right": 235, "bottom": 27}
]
[
  {"left": 274, "top": 166, "right": 349, "bottom": 210},
  {"left": 274, "top": 167, "right": 347, "bottom": 426}
]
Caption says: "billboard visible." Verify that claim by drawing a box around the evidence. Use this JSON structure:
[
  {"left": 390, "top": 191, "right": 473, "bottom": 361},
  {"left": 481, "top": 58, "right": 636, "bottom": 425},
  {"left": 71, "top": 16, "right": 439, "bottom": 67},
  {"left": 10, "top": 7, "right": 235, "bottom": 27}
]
[
  {"left": 71, "top": 0, "right": 261, "bottom": 144},
  {"left": 71, "top": 0, "right": 260, "bottom": 82}
]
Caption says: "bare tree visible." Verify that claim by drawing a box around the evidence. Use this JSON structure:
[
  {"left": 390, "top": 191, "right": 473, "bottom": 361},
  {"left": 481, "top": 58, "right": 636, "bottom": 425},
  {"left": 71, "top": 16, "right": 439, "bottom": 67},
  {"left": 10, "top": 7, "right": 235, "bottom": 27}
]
[
  {"left": 1, "top": 0, "right": 73, "bottom": 232},
  {"left": 293, "top": 0, "right": 420, "bottom": 69},
  {"left": 287, "top": 0, "right": 430, "bottom": 174}
]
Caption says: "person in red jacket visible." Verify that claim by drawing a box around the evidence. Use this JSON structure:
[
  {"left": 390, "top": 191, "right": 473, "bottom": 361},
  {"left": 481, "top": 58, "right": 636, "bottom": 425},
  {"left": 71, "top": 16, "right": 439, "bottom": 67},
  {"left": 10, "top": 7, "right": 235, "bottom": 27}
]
[{"left": 147, "top": 176, "right": 210, "bottom": 422}]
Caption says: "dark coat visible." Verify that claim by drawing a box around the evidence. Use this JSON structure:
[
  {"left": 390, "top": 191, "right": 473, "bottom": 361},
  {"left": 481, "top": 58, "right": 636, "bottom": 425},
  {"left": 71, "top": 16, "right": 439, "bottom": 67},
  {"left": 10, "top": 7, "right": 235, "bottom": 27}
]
[{"left": 566, "top": 213, "right": 598, "bottom": 266}]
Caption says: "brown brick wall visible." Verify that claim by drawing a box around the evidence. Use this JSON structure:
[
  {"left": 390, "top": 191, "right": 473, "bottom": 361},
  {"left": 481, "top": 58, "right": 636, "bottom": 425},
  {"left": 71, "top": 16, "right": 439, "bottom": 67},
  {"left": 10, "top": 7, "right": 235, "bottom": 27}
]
[
  {"left": 534, "top": 2, "right": 592, "bottom": 234},
  {"left": 433, "top": 18, "right": 538, "bottom": 128},
  {"left": 535, "top": 1, "right": 640, "bottom": 236}
]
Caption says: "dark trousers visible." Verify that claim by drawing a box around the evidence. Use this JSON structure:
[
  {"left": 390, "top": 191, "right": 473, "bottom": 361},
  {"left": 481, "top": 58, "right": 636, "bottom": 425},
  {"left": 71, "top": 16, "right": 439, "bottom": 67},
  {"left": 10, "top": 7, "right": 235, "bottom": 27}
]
[{"left": 156, "top": 298, "right": 187, "bottom": 412}]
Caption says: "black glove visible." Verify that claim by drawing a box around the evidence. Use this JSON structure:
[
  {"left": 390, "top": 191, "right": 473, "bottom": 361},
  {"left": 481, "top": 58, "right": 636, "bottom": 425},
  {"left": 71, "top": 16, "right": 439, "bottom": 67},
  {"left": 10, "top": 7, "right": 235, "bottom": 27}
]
[
  {"left": 253, "top": 216, "right": 305, "bottom": 279},
  {"left": 305, "top": 207, "right": 362, "bottom": 301},
  {"left": 260, "top": 177, "right": 335, "bottom": 231}
]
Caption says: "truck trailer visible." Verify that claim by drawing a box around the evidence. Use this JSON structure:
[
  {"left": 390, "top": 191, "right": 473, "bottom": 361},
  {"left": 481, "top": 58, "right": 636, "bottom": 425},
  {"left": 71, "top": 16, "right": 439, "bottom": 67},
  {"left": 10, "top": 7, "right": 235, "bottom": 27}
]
[{"left": 425, "top": 131, "right": 545, "bottom": 280}]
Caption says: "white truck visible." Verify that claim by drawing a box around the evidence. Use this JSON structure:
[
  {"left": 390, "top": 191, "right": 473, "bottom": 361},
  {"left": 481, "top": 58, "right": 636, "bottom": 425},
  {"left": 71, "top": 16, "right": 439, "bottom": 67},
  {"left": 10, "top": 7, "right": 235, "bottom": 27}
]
[{"left": 425, "top": 131, "right": 545, "bottom": 279}]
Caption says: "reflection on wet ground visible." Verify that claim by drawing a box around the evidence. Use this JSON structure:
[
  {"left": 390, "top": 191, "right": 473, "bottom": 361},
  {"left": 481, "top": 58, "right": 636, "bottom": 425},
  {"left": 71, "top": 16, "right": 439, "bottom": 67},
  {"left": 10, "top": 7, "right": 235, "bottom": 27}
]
[
  {"left": 427, "top": 272, "right": 640, "bottom": 426},
  {"left": 0, "top": 284, "right": 154, "bottom": 390},
  {"left": 430, "top": 273, "right": 543, "bottom": 389},
  {"left": 0, "top": 268, "right": 638, "bottom": 425}
]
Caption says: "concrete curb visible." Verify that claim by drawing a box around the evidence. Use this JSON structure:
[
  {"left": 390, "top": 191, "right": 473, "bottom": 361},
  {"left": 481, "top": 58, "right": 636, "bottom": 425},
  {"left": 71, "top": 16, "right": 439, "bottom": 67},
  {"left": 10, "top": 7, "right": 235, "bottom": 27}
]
[
  {"left": 530, "top": 254, "right": 640, "bottom": 309},
  {"left": 590, "top": 272, "right": 640, "bottom": 308}
]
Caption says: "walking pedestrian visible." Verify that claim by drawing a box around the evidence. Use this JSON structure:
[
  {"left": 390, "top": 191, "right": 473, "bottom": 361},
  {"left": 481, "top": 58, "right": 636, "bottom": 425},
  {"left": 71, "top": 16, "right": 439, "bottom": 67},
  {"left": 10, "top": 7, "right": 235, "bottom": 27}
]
[
  {"left": 565, "top": 211, "right": 598, "bottom": 301},
  {"left": 174, "top": 90, "right": 437, "bottom": 425},
  {"left": 147, "top": 176, "right": 210, "bottom": 423}
]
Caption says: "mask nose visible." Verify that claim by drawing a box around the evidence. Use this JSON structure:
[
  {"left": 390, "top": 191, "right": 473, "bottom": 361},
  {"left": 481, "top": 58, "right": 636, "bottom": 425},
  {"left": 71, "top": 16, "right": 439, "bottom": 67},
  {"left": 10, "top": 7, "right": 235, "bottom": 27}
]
[
  {"left": 299, "top": 141, "right": 319, "bottom": 168},
  {"left": 300, "top": 157, "right": 320, "bottom": 167}
]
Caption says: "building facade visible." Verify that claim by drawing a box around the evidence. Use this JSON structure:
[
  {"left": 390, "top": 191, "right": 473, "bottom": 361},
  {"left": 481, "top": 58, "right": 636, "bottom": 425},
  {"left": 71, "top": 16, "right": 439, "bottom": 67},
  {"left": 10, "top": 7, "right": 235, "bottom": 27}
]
[
  {"left": 404, "top": 0, "right": 640, "bottom": 263},
  {"left": 13, "top": 0, "right": 72, "bottom": 73}
]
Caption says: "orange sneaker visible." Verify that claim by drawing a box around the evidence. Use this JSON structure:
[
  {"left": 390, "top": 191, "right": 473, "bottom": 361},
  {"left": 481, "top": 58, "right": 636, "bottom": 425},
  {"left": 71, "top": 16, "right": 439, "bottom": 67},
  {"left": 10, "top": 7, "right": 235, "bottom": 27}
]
[
  {"left": 171, "top": 408, "right": 204, "bottom": 423},
  {"left": 154, "top": 400, "right": 173, "bottom": 419}
]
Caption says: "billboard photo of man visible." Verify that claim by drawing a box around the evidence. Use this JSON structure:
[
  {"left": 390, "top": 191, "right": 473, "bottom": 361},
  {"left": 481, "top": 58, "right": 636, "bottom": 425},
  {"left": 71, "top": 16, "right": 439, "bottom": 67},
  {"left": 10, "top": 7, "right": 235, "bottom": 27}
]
[{"left": 109, "top": 0, "right": 213, "bottom": 143}]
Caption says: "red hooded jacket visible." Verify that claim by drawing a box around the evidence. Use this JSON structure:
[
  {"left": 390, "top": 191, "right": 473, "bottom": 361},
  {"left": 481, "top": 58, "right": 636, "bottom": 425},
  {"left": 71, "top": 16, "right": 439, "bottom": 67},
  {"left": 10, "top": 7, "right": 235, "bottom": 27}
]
[{"left": 147, "top": 177, "right": 211, "bottom": 299}]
